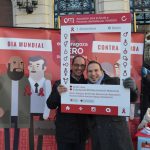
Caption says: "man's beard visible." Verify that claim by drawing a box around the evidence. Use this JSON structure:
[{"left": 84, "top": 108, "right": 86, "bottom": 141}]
[{"left": 7, "top": 69, "right": 24, "bottom": 81}]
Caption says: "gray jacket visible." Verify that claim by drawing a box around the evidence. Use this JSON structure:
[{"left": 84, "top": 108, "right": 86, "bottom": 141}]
[{"left": 0, "top": 75, "right": 30, "bottom": 128}]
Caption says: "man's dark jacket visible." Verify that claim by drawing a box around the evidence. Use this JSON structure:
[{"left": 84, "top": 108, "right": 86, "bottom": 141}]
[
  {"left": 47, "top": 75, "right": 88, "bottom": 143},
  {"left": 88, "top": 74, "right": 138, "bottom": 150},
  {"left": 141, "top": 74, "right": 150, "bottom": 119}
]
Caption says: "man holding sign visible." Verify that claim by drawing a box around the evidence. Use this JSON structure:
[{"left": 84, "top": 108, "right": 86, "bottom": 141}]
[{"left": 47, "top": 55, "right": 88, "bottom": 150}]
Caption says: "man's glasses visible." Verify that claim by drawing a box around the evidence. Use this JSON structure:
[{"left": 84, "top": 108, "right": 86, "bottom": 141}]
[{"left": 73, "top": 64, "right": 86, "bottom": 69}]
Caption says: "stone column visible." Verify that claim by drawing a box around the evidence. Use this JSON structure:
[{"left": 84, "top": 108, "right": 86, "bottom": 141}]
[
  {"left": 95, "top": 0, "right": 130, "bottom": 13},
  {"left": 12, "top": 0, "right": 54, "bottom": 28}
]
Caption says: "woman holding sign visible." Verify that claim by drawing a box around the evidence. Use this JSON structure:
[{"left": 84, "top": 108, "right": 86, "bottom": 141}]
[{"left": 87, "top": 60, "right": 138, "bottom": 150}]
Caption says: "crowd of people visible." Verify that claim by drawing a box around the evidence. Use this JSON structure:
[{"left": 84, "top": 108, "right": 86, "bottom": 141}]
[{"left": 47, "top": 55, "right": 138, "bottom": 150}]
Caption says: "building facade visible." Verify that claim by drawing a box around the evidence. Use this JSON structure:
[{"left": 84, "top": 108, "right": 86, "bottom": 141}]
[
  {"left": 12, "top": 0, "right": 130, "bottom": 28},
  {"left": 0, "top": 0, "right": 149, "bottom": 31},
  {"left": 3, "top": 0, "right": 147, "bottom": 63}
]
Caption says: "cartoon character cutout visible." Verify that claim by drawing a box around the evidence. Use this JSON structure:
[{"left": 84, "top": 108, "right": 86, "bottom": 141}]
[
  {"left": 0, "top": 56, "right": 30, "bottom": 128},
  {"left": 0, "top": 56, "right": 31, "bottom": 150},
  {"left": 28, "top": 56, "right": 51, "bottom": 119}
]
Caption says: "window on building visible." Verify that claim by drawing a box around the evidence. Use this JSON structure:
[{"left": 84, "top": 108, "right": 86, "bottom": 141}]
[
  {"left": 54, "top": 0, "right": 95, "bottom": 28},
  {"left": 130, "top": 0, "right": 150, "bottom": 26},
  {"left": 130, "top": 0, "right": 150, "bottom": 65},
  {"left": 130, "top": 0, "right": 150, "bottom": 66}
]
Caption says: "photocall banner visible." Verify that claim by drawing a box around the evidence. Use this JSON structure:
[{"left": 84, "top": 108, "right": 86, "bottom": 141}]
[
  {"left": 61, "top": 13, "right": 132, "bottom": 116},
  {"left": 0, "top": 27, "right": 60, "bottom": 149},
  {"left": 0, "top": 28, "right": 61, "bottom": 125},
  {"left": 0, "top": 27, "right": 144, "bottom": 149}
]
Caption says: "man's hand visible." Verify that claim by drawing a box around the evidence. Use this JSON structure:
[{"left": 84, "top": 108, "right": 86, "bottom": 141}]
[
  {"left": 123, "top": 77, "right": 136, "bottom": 91},
  {"left": 57, "top": 85, "right": 67, "bottom": 95}
]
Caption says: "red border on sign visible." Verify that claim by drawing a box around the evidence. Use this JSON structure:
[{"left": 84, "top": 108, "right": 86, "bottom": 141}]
[{"left": 61, "top": 104, "right": 118, "bottom": 115}]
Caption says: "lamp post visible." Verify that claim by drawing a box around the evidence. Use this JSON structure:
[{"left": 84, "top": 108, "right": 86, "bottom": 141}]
[{"left": 17, "top": 0, "right": 38, "bottom": 14}]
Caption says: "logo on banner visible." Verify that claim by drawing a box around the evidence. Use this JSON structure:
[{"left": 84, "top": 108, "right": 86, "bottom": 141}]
[
  {"left": 122, "top": 108, "right": 126, "bottom": 114},
  {"left": 79, "top": 107, "right": 83, "bottom": 111},
  {"left": 91, "top": 107, "right": 96, "bottom": 112},
  {"left": 66, "top": 106, "right": 70, "bottom": 111},
  {"left": 121, "top": 16, "right": 127, "bottom": 22},
  {"left": 106, "top": 108, "right": 111, "bottom": 113},
  {"left": 64, "top": 18, "right": 74, "bottom": 24}
]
